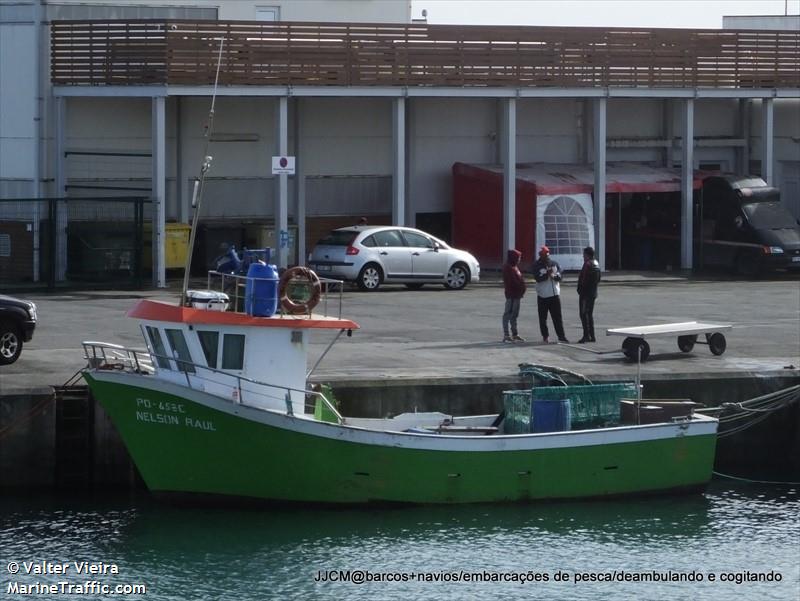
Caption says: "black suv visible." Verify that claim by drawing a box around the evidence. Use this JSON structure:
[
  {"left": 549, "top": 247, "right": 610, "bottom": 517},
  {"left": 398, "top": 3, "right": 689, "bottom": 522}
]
[{"left": 0, "top": 295, "right": 37, "bottom": 365}]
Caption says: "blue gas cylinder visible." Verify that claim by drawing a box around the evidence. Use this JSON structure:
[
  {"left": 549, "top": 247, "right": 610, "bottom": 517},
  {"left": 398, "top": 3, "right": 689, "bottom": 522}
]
[
  {"left": 244, "top": 262, "right": 279, "bottom": 317},
  {"left": 531, "top": 398, "right": 571, "bottom": 433}
]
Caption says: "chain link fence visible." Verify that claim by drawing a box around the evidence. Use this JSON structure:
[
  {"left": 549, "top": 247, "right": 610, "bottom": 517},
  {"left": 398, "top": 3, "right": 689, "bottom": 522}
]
[{"left": 0, "top": 197, "right": 151, "bottom": 289}]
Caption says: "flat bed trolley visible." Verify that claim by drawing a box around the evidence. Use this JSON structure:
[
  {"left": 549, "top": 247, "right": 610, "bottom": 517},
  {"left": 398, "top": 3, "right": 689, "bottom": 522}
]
[{"left": 606, "top": 321, "right": 733, "bottom": 362}]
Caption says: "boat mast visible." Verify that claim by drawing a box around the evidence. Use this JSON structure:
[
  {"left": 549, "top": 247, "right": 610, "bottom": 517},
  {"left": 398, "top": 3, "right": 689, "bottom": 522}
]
[{"left": 181, "top": 37, "right": 225, "bottom": 306}]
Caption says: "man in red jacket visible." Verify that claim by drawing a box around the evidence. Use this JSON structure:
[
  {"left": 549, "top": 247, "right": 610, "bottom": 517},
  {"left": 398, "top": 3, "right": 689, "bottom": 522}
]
[{"left": 502, "top": 249, "right": 527, "bottom": 342}]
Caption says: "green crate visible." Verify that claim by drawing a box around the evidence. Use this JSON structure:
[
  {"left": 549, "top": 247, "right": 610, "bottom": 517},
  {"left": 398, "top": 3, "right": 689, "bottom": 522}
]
[
  {"left": 532, "top": 382, "right": 637, "bottom": 429},
  {"left": 502, "top": 389, "right": 533, "bottom": 434}
]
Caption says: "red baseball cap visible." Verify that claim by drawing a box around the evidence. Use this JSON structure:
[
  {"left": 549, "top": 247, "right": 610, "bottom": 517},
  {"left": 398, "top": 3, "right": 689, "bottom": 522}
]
[{"left": 539, "top": 245, "right": 550, "bottom": 255}]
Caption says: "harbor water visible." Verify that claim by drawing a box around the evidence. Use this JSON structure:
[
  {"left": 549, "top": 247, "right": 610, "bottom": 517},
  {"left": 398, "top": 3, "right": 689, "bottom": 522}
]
[{"left": 1, "top": 483, "right": 797, "bottom": 600}]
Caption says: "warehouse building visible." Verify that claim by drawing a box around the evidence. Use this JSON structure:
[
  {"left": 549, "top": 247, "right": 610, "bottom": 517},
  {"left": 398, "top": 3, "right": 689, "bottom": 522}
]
[{"left": 1, "top": 1, "right": 798, "bottom": 285}]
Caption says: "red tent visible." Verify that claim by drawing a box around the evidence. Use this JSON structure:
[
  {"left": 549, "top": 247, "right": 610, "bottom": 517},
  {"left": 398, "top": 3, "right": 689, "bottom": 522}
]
[{"left": 452, "top": 161, "right": 709, "bottom": 269}]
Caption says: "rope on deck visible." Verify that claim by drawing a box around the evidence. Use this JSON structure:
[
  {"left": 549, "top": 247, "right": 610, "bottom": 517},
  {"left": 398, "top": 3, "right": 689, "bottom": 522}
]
[{"left": 518, "top": 363, "right": 593, "bottom": 387}]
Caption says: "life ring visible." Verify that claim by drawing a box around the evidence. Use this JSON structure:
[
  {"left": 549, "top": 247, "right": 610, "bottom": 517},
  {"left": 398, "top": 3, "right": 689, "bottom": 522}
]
[{"left": 278, "top": 266, "right": 322, "bottom": 315}]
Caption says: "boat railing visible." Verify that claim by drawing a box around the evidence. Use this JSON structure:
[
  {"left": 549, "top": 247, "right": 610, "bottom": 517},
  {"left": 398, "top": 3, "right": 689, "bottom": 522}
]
[
  {"left": 82, "top": 341, "right": 154, "bottom": 373},
  {"left": 206, "top": 270, "right": 346, "bottom": 319},
  {"left": 81, "top": 341, "right": 344, "bottom": 424}
]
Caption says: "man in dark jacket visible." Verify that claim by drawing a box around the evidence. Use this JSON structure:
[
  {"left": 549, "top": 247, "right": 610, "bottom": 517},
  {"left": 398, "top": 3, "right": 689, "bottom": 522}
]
[
  {"left": 577, "top": 246, "right": 601, "bottom": 343},
  {"left": 501, "top": 249, "right": 526, "bottom": 342},
  {"left": 533, "top": 246, "right": 568, "bottom": 343}
]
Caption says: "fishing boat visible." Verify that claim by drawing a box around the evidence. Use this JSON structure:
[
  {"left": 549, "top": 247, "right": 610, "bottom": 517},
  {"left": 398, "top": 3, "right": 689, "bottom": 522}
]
[
  {"left": 81, "top": 272, "right": 718, "bottom": 505},
  {"left": 81, "top": 47, "right": 716, "bottom": 504}
]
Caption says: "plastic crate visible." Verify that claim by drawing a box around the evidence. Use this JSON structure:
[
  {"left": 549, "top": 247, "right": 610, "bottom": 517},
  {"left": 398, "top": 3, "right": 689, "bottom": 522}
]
[
  {"left": 502, "top": 389, "right": 532, "bottom": 434},
  {"left": 532, "top": 382, "right": 638, "bottom": 429}
]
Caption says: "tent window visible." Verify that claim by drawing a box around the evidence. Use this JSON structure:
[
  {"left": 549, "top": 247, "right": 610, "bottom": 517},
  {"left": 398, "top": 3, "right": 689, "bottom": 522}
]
[{"left": 543, "top": 196, "right": 592, "bottom": 256}]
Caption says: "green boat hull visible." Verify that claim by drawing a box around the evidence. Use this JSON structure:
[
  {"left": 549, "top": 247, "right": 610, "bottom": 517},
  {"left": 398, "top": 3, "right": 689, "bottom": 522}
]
[{"left": 85, "top": 372, "right": 717, "bottom": 505}]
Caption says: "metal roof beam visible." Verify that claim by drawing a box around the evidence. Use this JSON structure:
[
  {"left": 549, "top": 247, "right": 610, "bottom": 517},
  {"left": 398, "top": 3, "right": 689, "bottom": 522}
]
[{"left": 52, "top": 85, "right": 800, "bottom": 100}]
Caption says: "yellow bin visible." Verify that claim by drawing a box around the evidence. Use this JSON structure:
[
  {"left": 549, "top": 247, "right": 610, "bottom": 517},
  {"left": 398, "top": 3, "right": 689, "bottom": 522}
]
[
  {"left": 164, "top": 223, "right": 192, "bottom": 269},
  {"left": 143, "top": 223, "right": 192, "bottom": 270}
]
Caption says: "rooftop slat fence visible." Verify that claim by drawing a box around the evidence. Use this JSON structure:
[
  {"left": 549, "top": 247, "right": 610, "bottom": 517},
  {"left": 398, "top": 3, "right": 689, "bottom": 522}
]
[{"left": 51, "top": 20, "right": 800, "bottom": 89}]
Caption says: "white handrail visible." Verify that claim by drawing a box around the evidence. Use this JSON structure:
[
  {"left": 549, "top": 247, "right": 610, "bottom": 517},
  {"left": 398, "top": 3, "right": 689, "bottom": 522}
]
[{"left": 81, "top": 341, "right": 344, "bottom": 424}]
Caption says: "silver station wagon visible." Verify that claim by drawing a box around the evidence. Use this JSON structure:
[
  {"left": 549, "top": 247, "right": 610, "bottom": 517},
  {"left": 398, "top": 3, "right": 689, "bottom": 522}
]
[{"left": 308, "top": 226, "right": 480, "bottom": 291}]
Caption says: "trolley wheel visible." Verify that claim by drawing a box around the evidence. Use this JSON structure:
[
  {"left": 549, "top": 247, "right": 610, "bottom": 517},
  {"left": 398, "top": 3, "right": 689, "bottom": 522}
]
[
  {"left": 621, "top": 337, "right": 636, "bottom": 359},
  {"left": 622, "top": 338, "right": 650, "bottom": 362},
  {"left": 677, "top": 334, "right": 697, "bottom": 353},
  {"left": 707, "top": 333, "right": 727, "bottom": 356}
]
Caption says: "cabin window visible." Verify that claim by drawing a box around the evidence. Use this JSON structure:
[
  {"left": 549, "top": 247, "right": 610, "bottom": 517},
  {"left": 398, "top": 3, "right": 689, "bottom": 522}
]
[
  {"left": 197, "top": 331, "right": 219, "bottom": 369},
  {"left": 165, "top": 329, "right": 196, "bottom": 373},
  {"left": 145, "top": 326, "right": 171, "bottom": 370},
  {"left": 221, "top": 334, "right": 245, "bottom": 370}
]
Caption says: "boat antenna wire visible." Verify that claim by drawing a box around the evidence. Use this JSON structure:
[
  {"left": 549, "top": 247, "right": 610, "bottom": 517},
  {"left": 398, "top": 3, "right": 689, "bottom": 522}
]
[{"left": 181, "top": 37, "right": 226, "bottom": 306}]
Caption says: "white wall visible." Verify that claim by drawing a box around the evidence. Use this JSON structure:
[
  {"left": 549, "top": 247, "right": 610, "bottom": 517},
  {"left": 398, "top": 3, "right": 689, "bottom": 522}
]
[
  {"left": 300, "top": 98, "right": 392, "bottom": 174},
  {"left": 246, "top": 0, "right": 411, "bottom": 23},
  {"left": 0, "top": 21, "right": 36, "bottom": 188},
  {"left": 43, "top": 0, "right": 411, "bottom": 23},
  {"left": 57, "top": 93, "right": 800, "bottom": 220},
  {"left": 518, "top": 99, "right": 581, "bottom": 162},
  {"left": 753, "top": 98, "right": 800, "bottom": 198},
  {"left": 410, "top": 98, "right": 496, "bottom": 215},
  {"left": 179, "top": 97, "right": 277, "bottom": 178},
  {"left": 608, "top": 98, "right": 663, "bottom": 138},
  {"left": 723, "top": 15, "right": 800, "bottom": 30}
]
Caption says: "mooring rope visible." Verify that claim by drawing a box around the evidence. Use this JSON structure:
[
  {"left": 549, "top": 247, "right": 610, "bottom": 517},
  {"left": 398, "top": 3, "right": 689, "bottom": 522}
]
[
  {"left": 698, "top": 385, "right": 799, "bottom": 438},
  {"left": 713, "top": 470, "right": 800, "bottom": 486}
]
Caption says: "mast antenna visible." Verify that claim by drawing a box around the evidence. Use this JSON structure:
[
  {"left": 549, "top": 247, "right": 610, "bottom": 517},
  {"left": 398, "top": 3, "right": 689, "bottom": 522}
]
[{"left": 181, "top": 37, "right": 225, "bottom": 306}]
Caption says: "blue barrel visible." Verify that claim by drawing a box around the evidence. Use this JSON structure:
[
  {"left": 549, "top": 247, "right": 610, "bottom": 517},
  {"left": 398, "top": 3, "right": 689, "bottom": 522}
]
[
  {"left": 244, "top": 262, "right": 279, "bottom": 317},
  {"left": 531, "top": 398, "right": 571, "bottom": 433}
]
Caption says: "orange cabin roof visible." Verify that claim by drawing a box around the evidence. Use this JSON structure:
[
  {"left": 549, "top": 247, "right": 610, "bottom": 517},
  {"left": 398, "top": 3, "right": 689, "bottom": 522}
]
[{"left": 127, "top": 299, "right": 360, "bottom": 330}]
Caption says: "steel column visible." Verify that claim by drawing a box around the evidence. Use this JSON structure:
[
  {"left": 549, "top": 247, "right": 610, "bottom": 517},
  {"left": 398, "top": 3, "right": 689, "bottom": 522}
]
[
  {"left": 152, "top": 96, "right": 166, "bottom": 288},
  {"left": 502, "top": 98, "right": 516, "bottom": 254},
  {"left": 738, "top": 99, "right": 750, "bottom": 175},
  {"left": 593, "top": 97, "right": 607, "bottom": 271},
  {"left": 761, "top": 98, "right": 774, "bottom": 185},
  {"left": 294, "top": 98, "right": 306, "bottom": 265},
  {"left": 54, "top": 96, "right": 68, "bottom": 281},
  {"left": 392, "top": 97, "right": 406, "bottom": 226},
  {"left": 680, "top": 99, "right": 694, "bottom": 270},
  {"left": 276, "top": 96, "right": 289, "bottom": 268},
  {"left": 176, "top": 97, "right": 186, "bottom": 223}
]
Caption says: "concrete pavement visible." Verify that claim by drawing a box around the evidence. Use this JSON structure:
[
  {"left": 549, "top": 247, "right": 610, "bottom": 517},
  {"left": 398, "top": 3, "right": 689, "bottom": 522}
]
[{"left": 1, "top": 271, "right": 798, "bottom": 394}]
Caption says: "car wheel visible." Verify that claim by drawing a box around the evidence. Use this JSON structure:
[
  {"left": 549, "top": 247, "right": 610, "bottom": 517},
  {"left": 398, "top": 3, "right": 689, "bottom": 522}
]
[
  {"left": 0, "top": 321, "right": 22, "bottom": 365},
  {"left": 357, "top": 264, "right": 383, "bottom": 291},
  {"left": 405, "top": 283, "right": 424, "bottom": 290},
  {"left": 444, "top": 263, "right": 469, "bottom": 290}
]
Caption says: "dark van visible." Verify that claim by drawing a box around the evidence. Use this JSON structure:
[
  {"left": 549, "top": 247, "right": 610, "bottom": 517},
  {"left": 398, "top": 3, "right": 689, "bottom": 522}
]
[{"left": 700, "top": 175, "right": 800, "bottom": 275}]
